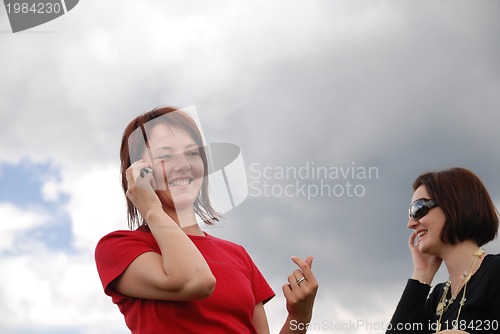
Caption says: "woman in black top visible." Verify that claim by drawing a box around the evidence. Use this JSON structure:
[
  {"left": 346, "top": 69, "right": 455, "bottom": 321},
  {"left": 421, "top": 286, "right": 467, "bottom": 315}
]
[{"left": 388, "top": 168, "right": 500, "bottom": 334}]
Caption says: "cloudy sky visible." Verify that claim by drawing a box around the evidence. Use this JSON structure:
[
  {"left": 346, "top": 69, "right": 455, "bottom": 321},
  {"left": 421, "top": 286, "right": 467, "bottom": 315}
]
[{"left": 1, "top": 0, "right": 500, "bottom": 333}]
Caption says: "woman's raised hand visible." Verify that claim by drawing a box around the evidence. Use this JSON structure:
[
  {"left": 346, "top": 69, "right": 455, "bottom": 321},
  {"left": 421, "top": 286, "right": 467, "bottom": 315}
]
[
  {"left": 408, "top": 231, "right": 442, "bottom": 285},
  {"left": 125, "top": 160, "right": 162, "bottom": 220}
]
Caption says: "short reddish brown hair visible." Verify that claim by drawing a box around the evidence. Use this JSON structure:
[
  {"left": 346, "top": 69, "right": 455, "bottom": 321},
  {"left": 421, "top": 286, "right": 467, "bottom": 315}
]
[
  {"left": 120, "top": 106, "right": 218, "bottom": 229},
  {"left": 413, "top": 167, "right": 499, "bottom": 246}
]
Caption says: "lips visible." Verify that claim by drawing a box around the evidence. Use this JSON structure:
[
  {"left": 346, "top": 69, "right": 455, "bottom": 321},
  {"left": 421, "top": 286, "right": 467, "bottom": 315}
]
[
  {"left": 168, "top": 178, "right": 192, "bottom": 187},
  {"left": 415, "top": 230, "right": 428, "bottom": 246}
]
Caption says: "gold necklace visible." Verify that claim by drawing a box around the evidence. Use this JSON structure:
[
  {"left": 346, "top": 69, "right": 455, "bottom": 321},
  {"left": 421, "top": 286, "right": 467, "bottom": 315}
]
[{"left": 435, "top": 248, "right": 485, "bottom": 333}]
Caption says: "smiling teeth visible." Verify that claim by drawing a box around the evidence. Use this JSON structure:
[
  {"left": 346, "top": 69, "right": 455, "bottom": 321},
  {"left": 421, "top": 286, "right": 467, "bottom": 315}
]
[
  {"left": 417, "top": 230, "right": 428, "bottom": 238},
  {"left": 169, "top": 179, "right": 190, "bottom": 186},
  {"left": 415, "top": 230, "right": 428, "bottom": 246}
]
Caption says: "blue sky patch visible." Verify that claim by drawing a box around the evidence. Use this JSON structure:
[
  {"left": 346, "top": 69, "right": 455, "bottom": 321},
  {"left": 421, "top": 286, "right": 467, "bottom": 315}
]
[
  {"left": 0, "top": 160, "right": 75, "bottom": 253},
  {"left": 0, "top": 160, "right": 64, "bottom": 207}
]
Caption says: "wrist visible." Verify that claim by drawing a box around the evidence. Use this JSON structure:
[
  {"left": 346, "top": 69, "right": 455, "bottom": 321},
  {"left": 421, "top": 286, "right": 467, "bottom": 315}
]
[
  {"left": 411, "top": 271, "right": 435, "bottom": 286},
  {"left": 287, "top": 312, "right": 312, "bottom": 327},
  {"left": 281, "top": 314, "right": 312, "bottom": 334}
]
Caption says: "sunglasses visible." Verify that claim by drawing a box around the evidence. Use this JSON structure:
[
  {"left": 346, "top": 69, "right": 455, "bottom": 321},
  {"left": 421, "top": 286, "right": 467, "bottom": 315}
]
[{"left": 409, "top": 198, "right": 438, "bottom": 220}]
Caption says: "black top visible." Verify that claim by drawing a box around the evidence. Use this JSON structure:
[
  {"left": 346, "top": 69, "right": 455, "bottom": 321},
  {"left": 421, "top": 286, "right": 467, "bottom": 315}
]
[{"left": 387, "top": 254, "right": 500, "bottom": 333}]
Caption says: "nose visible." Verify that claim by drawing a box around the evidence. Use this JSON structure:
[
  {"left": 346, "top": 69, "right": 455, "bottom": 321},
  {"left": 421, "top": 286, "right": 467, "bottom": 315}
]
[
  {"left": 172, "top": 153, "right": 191, "bottom": 171},
  {"left": 407, "top": 217, "right": 419, "bottom": 230}
]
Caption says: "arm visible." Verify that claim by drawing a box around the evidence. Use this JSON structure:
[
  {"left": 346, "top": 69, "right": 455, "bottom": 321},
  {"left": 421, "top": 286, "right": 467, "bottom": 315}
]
[
  {"left": 253, "top": 302, "right": 271, "bottom": 334},
  {"left": 387, "top": 279, "right": 432, "bottom": 333},
  {"left": 386, "top": 232, "right": 442, "bottom": 333},
  {"left": 113, "top": 160, "right": 216, "bottom": 301},
  {"left": 279, "top": 256, "right": 318, "bottom": 334}
]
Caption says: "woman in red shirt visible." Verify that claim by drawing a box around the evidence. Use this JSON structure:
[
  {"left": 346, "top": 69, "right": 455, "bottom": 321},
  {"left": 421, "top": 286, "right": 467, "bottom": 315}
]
[{"left": 95, "top": 106, "right": 318, "bottom": 333}]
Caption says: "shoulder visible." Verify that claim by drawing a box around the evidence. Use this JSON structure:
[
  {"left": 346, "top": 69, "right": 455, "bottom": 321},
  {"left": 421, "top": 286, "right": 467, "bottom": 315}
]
[
  {"left": 484, "top": 253, "right": 500, "bottom": 263},
  {"left": 97, "top": 228, "right": 153, "bottom": 245},
  {"left": 474, "top": 254, "right": 500, "bottom": 306},
  {"left": 482, "top": 253, "right": 500, "bottom": 274},
  {"left": 95, "top": 228, "right": 157, "bottom": 257},
  {"left": 94, "top": 228, "right": 160, "bottom": 285},
  {"left": 471, "top": 253, "right": 500, "bottom": 288}
]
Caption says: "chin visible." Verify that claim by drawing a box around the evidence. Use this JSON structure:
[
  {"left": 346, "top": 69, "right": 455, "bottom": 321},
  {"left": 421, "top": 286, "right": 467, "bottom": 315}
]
[
  {"left": 418, "top": 242, "right": 431, "bottom": 254},
  {"left": 420, "top": 243, "right": 440, "bottom": 256},
  {"left": 172, "top": 197, "right": 198, "bottom": 210}
]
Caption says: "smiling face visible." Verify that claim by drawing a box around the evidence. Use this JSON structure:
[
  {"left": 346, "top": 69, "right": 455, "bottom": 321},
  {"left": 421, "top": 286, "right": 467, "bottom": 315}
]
[
  {"left": 143, "top": 123, "right": 204, "bottom": 213},
  {"left": 408, "top": 185, "right": 447, "bottom": 256}
]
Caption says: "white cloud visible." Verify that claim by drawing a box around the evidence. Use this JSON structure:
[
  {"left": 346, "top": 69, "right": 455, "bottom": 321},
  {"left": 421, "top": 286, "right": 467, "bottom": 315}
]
[
  {"left": 0, "top": 250, "right": 126, "bottom": 333},
  {"left": 0, "top": 203, "right": 48, "bottom": 252},
  {"left": 0, "top": 164, "right": 128, "bottom": 333},
  {"left": 63, "top": 164, "right": 128, "bottom": 251}
]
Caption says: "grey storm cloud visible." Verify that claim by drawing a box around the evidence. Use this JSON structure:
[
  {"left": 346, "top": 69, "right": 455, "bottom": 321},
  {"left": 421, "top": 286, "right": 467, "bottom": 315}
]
[{"left": 1, "top": 0, "right": 500, "bottom": 332}]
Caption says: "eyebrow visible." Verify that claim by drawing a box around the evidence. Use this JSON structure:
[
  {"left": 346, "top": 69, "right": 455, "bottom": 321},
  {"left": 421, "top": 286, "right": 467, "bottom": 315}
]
[{"left": 152, "top": 143, "right": 198, "bottom": 152}]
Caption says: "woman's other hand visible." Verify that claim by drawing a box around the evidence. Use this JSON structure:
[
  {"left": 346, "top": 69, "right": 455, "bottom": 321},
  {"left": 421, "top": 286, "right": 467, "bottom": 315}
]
[{"left": 282, "top": 256, "right": 318, "bottom": 323}]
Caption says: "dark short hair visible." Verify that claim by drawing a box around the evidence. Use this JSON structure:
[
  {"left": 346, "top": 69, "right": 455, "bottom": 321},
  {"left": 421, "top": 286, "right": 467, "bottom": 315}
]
[
  {"left": 413, "top": 167, "right": 499, "bottom": 246},
  {"left": 120, "top": 106, "right": 219, "bottom": 229}
]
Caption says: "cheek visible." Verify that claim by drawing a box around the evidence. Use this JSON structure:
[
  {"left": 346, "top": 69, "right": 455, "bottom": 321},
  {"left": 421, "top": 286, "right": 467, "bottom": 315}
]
[
  {"left": 191, "top": 159, "right": 205, "bottom": 177},
  {"left": 435, "top": 221, "right": 446, "bottom": 237},
  {"left": 427, "top": 219, "right": 445, "bottom": 243},
  {"left": 434, "top": 212, "right": 447, "bottom": 231},
  {"left": 151, "top": 162, "right": 169, "bottom": 188}
]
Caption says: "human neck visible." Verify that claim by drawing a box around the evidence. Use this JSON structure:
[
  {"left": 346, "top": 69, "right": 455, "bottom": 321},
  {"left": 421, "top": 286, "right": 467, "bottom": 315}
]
[
  {"left": 182, "top": 224, "right": 205, "bottom": 236},
  {"left": 164, "top": 206, "right": 204, "bottom": 236},
  {"left": 441, "top": 240, "right": 484, "bottom": 293}
]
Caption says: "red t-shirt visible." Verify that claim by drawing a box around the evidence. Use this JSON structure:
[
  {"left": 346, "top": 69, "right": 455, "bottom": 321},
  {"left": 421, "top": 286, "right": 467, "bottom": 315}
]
[{"left": 95, "top": 227, "right": 275, "bottom": 334}]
